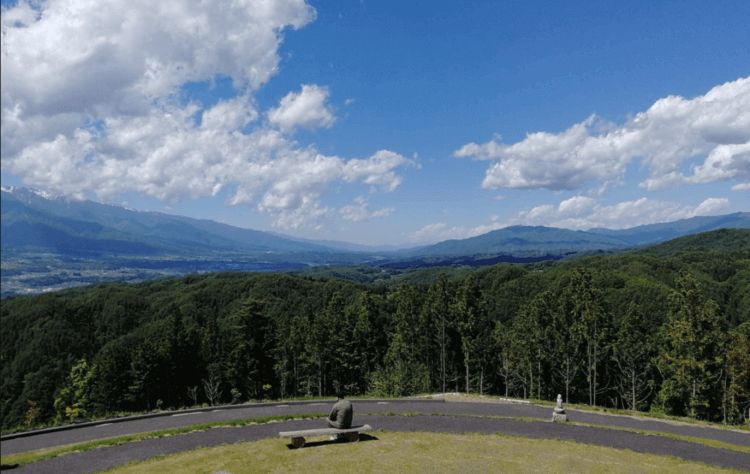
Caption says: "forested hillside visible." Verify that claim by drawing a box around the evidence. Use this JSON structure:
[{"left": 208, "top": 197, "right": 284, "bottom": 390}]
[{"left": 2, "top": 229, "right": 749, "bottom": 431}]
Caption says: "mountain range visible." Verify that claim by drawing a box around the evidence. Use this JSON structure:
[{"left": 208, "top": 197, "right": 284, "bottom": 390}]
[
  {"left": 1, "top": 187, "right": 339, "bottom": 258},
  {"left": 405, "top": 212, "right": 750, "bottom": 258},
  {"left": 2, "top": 186, "right": 749, "bottom": 295}
]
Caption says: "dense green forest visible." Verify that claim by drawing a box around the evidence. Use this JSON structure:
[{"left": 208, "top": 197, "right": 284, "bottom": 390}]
[{"left": 2, "top": 229, "right": 749, "bottom": 431}]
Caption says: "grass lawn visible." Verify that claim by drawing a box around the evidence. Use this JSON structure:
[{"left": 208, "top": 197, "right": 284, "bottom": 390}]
[{"left": 106, "top": 431, "right": 738, "bottom": 473}]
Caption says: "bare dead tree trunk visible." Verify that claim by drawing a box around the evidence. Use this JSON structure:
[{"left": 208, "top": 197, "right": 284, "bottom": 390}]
[
  {"left": 593, "top": 338, "right": 598, "bottom": 407},
  {"left": 587, "top": 341, "right": 593, "bottom": 406},
  {"left": 504, "top": 363, "right": 509, "bottom": 397},
  {"left": 293, "top": 358, "right": 298, "bottom": 397},
  {"left": 202, "top": 375, "right": 221, "bottom": 406},
  {"left": 691, "top": 378, "right": 697, "bottom": 417},
  {"left": 722, "top": 374, "right": 727, "bottom": 424},
  {"left": 465, "top": 350, "right": 470, "bottom": 393},
  {"left": 529, "top": 362, "right": 534, "bottom": 401},
  {"left": 480, "top": 366, "right": 484, "bottom": 395},
  {"left": 187, "top": 386, "right": 198, "bottom": 406},
  {"left": 500, "top": 356, "right": 510, "bottom": 398},
  {"left": 441, "top": 316, "right": 446, "bottom": 393},
  {"left": 318, "top": 357, "right": 323, "bottom": 397},
  {"left": 537, "top": 358, "right": 542, "bottom": 400}
]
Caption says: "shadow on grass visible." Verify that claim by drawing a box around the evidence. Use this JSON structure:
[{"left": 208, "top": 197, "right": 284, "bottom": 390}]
[{"left": 286, "top": 433, "right": 379, "bottom": 450}]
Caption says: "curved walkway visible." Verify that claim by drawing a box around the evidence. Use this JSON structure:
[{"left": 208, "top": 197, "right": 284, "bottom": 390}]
[{"left": 4, "top": 400, "right": 749, "bottom": 472}]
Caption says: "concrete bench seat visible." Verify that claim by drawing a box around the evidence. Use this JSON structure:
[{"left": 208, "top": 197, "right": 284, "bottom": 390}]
[{"left": 279, "top": 424, "right": 373, "bottom": 448}]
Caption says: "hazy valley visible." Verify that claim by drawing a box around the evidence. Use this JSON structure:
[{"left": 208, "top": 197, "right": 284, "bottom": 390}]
[{"left": 3, "top": 186, "right": 748, "bottom": 296}]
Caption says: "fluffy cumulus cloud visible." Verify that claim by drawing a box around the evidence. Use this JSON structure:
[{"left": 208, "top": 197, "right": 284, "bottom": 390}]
[
  {"left": 686, "top": 142, "right": 750, "bottom": 190},
  {"left": 1, "top": 0, "right": 409, "bottom": 229},
  {"left": 455, "top": 77, "right": 750, "bottom": 192},
  {"left": 514, "top": 195, "right": 730, "bottom": 230},
  {"left": 409, "top": 217, "right": 503, "bottom": 243},
  {"left": 339, "top": 196, "right": 393, "bottom": 222},
  {"left": 268, "top": 85, "right": 336, "bottom": 132}
]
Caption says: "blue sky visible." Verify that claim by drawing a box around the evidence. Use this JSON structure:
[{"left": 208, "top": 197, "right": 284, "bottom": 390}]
[{"left": 1, "top": 0, "right": 748, "bottom": 245}]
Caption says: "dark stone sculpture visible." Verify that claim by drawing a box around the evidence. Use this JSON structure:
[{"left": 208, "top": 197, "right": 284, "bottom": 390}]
[{"left": 328, "top": 394, "right": 353, "bottom": 429}]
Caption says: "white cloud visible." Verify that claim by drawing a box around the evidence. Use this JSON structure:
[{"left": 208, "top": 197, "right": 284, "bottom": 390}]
[
  {"left": 455, "top": 77, "right": 750, "bottom": 191},
  {"left": 1, "top": 0, "right": 408, "bottom": 229},
  {"left": 410, "top": 223, "right": 464, "bottom": 243},
  {"left": 514, "top": 196, "right": 731, "bottom": 230},
  {"left": 268, "top": 84, "right": 336, "bottom": 132},
  {"left": 10, "top": 99, "right": 409, "bottom": 229},
  {"left": 409, "top": 217, "right": 503, "bottom": 243},
  {"left": 339, "top": 196, "right": 393, "bottom": 222},
  {"left": 201, "top": 95, "right": 258, "bottom": 131},
  {"left": 558, "top": 195, "right": 596, "bottom": 215},
  {"left": 411, "top": 195, "right": 732, "bottom": 243},
  {"left": 684, "top": 142, "right": 750, "bottom": 185},
  {"left": 342, "top": 150, "right": 410, "bottom": 192},
  {"left": 692, "top": 197, "right": 731, "bottom": 216},
  {"left": 2, "top": 0, "right": 314, "bottom": 117}
]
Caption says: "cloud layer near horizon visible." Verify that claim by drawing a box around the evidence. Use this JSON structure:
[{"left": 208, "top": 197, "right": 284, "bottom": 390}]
[
  {"left": 1, "top": 0, "right": 408, "bottom": 228},
  {"left": 455, "top": 77, "right": 750, "bottom": 192},
  {"left": 410, "top": 196, "right": 731, "bottom": 244}
]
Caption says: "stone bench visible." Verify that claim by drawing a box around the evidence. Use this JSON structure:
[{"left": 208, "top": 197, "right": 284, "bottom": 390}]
[{"left": 279, "top": 424, "right": 373, "bottom": 448}]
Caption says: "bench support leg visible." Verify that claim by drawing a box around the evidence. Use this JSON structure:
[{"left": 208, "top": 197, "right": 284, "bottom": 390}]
[
  {"left": 346, "top": 432, "right": 359, "bottom": 442},
  {"left": 291, "top": 436, "right": 305, "bottom": 448}
]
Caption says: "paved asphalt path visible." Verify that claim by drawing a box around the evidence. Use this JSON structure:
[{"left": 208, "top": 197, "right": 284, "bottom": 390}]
[{"left": 3, "top": 400, "right": 749, "bottom": 472}]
